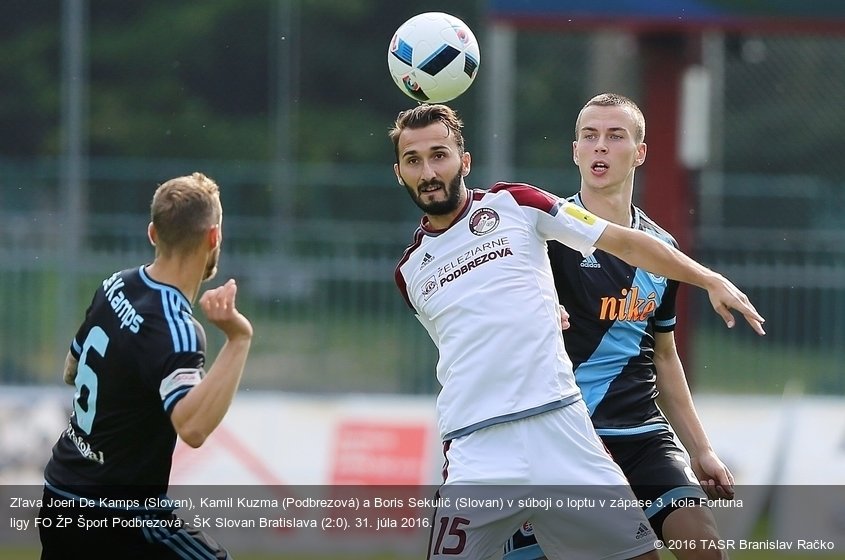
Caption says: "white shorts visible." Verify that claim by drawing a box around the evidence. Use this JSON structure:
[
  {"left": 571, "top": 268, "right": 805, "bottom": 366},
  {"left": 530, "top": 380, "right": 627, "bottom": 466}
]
[{"left": 428, "top": 401, "right": 658, "bottom": 559}]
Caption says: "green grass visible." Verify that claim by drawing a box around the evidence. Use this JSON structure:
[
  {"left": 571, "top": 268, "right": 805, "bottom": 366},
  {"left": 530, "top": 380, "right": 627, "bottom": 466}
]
[
  {"left": 228, "top": 311, "right": 436, "bottom": 393},
  {"left": 692, "top": 329, "right": 843, "bottom": 394}
]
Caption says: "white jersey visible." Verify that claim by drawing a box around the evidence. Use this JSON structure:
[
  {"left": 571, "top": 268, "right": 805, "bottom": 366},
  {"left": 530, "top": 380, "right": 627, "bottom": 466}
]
[{"left": 395, "top": 183, "right": 609, "bottom": 441}]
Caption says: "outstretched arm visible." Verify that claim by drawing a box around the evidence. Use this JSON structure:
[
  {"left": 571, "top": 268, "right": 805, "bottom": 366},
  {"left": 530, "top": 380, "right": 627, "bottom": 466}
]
[
  {"left": 595, "top": 224, "right": 765, "bottom": 335},
  {"left": 170, "top": 279, "right": 253, "bottom": 448},
  {"left": 653, "top": 331, "right": 735, "bottom": 500}
]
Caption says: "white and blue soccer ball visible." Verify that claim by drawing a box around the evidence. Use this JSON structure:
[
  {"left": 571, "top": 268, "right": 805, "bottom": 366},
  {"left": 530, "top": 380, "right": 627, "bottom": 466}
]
[{"left": 388, "top": 12, "right": 481, "bottom": 103}]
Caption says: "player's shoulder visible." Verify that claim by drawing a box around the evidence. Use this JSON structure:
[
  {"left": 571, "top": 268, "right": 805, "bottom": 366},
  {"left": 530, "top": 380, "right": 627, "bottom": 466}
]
[
  {"left": 84, "top": 266, "right": 157, "bottom": 342},
  {"left": 119, "top": 265, "right": 191, "bottom": 313},
  {"left": 140, "top": 269, "right": 205, "bottom": 354},
  {"left": 487, "top": 181, "right": 546, "bottom": 197},
  {"left": 633, "top": 206, "right": 678, "bottom": 248},
  {"left": 486, "top": 181, "right": 558, "bottom": 211},
  {"left": 98, "top": 266, "right": 140, "bottom": 291},
  {"left": 134, "top": 265, "right": 196, "bottom": 312},
  {"left": 395, "top": 226, "right": 427, "bottom": 281},
  {"left": 93, "top": 266, "right": 147, "bottom": 311}
]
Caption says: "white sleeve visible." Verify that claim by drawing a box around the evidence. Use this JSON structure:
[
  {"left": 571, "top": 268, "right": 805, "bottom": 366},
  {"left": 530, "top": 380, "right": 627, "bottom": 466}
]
[{"left": 533, "top": 200, "right": 609, "bottom": 257}]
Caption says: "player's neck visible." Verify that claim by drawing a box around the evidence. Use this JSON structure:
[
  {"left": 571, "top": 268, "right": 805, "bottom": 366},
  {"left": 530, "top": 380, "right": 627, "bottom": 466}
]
[
  {"left": 579, "top": 183, "right": 634, "bottom": 227},
  {"left": 145, "top": 255, "right": 205, "bottom": 304}
]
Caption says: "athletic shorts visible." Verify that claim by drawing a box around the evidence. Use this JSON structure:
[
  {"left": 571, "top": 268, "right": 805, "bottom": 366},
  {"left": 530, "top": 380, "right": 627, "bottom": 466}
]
[
  {"left": 39, "top": 486, "right": 230, "bottom": 560},
  {"left": 504, "top": 427, "right": 707, "bottom": 559},
  {"left": 428, "top": 401, "right": 658, "bottom": 560}
]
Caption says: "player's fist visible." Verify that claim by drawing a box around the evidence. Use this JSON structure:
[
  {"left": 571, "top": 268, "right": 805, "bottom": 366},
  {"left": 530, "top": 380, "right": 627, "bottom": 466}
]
[
  {"left": 199, "top": 279, "right": 253, "bottom": 341},
  {"left": 559, "top": 305, "right": 571, "bottom": 331}
]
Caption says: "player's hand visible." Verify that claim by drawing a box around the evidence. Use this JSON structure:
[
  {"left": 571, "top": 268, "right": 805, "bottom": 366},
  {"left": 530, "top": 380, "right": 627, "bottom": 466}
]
[
  {"left": 199, "top": 279, "right": 253, "bottom": 341},
  {"left": 559, "top": 305, "right": 571, "bottom": 331},
  {"left": 705, "top": 274, "right": 765, "bottom": 335},
  {"left": 691, "top": 450, "right": 735, "bottom": 500}
]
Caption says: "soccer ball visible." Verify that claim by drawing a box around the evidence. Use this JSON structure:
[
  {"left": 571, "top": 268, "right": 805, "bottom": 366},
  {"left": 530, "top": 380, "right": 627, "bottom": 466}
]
[{"left": 387, "top": 12, "right": 480, "bottom": 103}]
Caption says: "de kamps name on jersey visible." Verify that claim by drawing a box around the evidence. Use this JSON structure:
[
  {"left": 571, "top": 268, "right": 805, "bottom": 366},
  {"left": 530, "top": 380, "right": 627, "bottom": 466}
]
[{"left": 102, "top": 272, "right": 145, "bottom": 333}]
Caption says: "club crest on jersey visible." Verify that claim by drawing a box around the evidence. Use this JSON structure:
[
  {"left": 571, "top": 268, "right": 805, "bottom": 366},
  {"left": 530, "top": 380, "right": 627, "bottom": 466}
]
[
  {"left": 421, "top": 275, "right": 438, "bottom": 300},
  {"left": 519, "top": 520, "right": 534, "bottom": 537},
  {"left": 469, "top": 208, "right": 499, "bottom": 236}
]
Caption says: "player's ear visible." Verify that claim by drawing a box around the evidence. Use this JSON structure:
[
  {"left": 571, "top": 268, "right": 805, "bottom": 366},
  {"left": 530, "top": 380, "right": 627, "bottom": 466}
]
[
  {"left": 208, "top": 224, "right": 221, "bottom": 249},
  {"left": 394, "top": 163, "right": 405, "bottom": 186},
  {"left": 147, "top": 222, "right": 157, "bottom": 247},
  {"left": 634, "top": 142, "right": 647, "bottom": 167},
  {"left": 572, "top": 141, "right": 579, "bottom": 165},
  {"left": 461, "top": 151, "right": 471, "bottom": 177}
]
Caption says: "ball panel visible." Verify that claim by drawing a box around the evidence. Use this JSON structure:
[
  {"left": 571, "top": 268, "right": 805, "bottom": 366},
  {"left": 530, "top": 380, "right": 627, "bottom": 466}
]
[
  {"left": 417, "top": 45, "right": 461, "bottom": 77},
  {"left": 390, "top": 37, "right": 414, "bottom": 66},
  {"left": 400, "top": 75, "right": 430, "bottom": 102},
  {"left": 463, "top": 54, "right": 479, "bottom": 79}
]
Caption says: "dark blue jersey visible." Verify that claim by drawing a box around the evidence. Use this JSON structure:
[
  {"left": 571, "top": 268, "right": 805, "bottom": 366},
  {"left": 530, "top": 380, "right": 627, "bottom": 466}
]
[
  {"left": 548, "top": 194, "right": 679, "bottom": 435},
  {"left": 44, "top": 266, "right": 206, "bottom": 498}
]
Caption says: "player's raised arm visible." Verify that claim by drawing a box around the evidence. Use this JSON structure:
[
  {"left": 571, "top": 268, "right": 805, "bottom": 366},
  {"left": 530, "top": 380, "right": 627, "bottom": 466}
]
[
  {"left": 595, "top": 223, "right": 765, "bottom": 335},
  {"left": 170, "top": 279, "right": 253, "bottom": 448}
]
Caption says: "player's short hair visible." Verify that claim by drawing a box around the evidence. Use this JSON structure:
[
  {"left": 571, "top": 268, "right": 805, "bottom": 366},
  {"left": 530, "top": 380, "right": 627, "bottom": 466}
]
[
  {"left": 576, "top": 93, "right": 646, "bottom": 144},
  {"left": 389, "top": 104, "right": 465, "bottom": 162},
  {"left": 151, "top": 172, "right": 222, "bottom": 255}
]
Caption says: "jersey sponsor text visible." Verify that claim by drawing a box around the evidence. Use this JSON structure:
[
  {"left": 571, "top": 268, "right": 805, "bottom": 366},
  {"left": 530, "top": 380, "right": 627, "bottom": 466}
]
[
  {"left": 599, "top": 287, "right": 657, "bottom": 322},
  {"left": 437, "top": 246, "right": 513, "bottom": 287},
  {"left": 436, "top": 236, "right": 510, "bottom": 275},
  {"left": 63, "top": 421, "right": 105, "bottom": 464}
]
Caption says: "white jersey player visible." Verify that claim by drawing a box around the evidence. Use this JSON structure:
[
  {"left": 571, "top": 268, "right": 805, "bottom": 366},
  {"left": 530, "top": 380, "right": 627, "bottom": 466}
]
[
  {"left": 389, "top": 104, "right": 764, "bottom": 560},
  {"left": 396, "top": 181, "right": 602, "bottom": 442}
]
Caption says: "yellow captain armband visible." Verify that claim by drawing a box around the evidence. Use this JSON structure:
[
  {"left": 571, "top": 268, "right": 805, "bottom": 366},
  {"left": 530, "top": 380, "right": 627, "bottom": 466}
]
[{"left": 563, "top": 203, "right": 598, "bottom": 225}]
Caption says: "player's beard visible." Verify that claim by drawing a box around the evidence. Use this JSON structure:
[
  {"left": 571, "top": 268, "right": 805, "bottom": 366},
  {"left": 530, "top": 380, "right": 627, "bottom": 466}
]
[
  {"left": 406, "top": 170, "right": 463, "bottom": 216},
  {"left": 203, "top": 245, "right": 220, "bottom": 281}
]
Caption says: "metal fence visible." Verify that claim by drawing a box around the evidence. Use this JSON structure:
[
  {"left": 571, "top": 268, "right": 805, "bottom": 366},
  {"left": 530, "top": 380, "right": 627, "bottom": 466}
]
[
  {"left": 1, "top": 162, "right": 843, "bottom": 396},
  {"left": 0, "top": 159, "right": 439, "bottom": 394},
  {"left": 691, "top": 173, "right": 845, "bottom": 396}
]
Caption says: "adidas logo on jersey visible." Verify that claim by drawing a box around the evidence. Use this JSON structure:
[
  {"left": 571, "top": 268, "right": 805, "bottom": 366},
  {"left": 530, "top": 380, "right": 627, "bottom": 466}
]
[
  {"left": 419, "top": 252, "right": 435, "bottom": 270},
  {"left": 580, "top": 254, "right": 601, "bottom": 268},
  {"left": 635, "top": 522, "right": 652, "bottom": 540}
]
